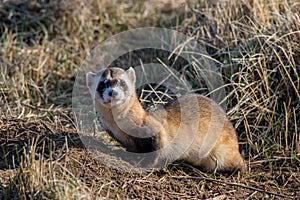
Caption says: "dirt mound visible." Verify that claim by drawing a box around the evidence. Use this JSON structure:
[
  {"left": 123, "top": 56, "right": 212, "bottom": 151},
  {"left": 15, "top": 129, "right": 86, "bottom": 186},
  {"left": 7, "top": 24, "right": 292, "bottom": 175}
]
[{"left": 1, "top": 117, "right": 299, "bottom": 199}]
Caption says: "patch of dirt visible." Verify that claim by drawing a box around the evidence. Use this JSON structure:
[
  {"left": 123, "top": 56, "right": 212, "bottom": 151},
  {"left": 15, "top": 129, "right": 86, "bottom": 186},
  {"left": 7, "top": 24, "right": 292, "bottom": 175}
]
[{"left": 0, "top": 116, "right": 299, "bottom": 199}]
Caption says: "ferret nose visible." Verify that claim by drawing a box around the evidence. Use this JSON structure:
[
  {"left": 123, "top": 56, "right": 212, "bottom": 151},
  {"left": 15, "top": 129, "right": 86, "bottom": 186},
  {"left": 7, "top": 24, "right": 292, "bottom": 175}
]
[{"left": 109, "top": 90, "right": 118, "bottom": 98}]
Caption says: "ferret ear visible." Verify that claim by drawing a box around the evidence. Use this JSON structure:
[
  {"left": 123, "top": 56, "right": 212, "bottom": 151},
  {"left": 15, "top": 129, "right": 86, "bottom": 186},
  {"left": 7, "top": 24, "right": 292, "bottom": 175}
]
[
  {"left": 86, "top": 72, "right": 96, "bottom": 89},
  {"left": 126, "top": 67, "right": 136, "bottom": 83}
]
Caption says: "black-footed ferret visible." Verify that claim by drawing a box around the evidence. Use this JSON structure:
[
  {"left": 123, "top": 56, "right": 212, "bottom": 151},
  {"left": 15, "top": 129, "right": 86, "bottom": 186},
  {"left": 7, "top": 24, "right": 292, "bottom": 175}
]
[{"left": 86, "top": 67, "right": 245, "bottom": 172}]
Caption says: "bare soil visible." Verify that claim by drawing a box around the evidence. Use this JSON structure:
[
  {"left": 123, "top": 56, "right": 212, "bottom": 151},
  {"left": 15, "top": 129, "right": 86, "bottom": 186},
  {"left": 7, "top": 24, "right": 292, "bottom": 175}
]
[{"left": 1, "top": 116, "right": 299, "bottom": 199}]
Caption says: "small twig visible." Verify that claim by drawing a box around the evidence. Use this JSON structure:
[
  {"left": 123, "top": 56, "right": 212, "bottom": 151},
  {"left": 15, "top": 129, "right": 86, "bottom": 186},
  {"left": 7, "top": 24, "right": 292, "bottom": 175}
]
[
  {"left": 250, "top": 156, "right": 292, "bottom": 164},
  {"left": 171, "top": 175, "right": 293, "bottom": 199}
]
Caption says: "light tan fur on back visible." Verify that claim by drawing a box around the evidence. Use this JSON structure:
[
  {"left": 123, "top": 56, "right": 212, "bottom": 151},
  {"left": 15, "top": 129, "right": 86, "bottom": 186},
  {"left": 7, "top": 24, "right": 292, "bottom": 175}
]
[{"left": 86, "top": 67, "right": 245, "bottom": 172}]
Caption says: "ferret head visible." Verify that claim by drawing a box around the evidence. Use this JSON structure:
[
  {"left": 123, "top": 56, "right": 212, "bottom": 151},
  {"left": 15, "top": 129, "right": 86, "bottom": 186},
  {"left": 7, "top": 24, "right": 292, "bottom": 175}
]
[{"left": 86, "top": 67, "right": 136, "bottom": 108}]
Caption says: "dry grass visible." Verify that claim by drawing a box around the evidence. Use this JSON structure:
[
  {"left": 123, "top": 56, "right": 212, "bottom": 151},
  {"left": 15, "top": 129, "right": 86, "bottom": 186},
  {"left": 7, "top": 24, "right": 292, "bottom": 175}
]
[
  {"left": 0, "top": 0, "right": 299, "bottom": 199},
  {"left": 182, "top": 0, "right": 300, "bottom": 163},
  {"left": 4, "top": 137, "right": 92, "bottom": 199}
]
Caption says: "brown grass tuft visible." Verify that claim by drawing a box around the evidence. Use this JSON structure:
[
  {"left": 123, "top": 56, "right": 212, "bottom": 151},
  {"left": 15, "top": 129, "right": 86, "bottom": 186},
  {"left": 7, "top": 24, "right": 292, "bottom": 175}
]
[{"left": 180, "top": 0, "right": 300, "bottom": 162}]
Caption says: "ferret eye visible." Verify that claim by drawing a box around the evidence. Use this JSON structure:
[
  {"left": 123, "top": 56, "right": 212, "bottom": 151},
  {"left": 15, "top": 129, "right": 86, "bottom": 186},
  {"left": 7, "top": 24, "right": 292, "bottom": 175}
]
[
  {"left": 98, "top": 82, "right": 105, "bottom": 88},
  {"left": 120, "top": 80, "right": 126, "bottom": 87}
]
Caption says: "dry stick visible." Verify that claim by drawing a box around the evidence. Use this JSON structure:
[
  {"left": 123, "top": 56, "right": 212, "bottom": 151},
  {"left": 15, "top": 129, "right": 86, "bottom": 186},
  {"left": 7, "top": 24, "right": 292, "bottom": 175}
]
[{"left": 171, "top": 175, "right": 293, "bottom": 199}]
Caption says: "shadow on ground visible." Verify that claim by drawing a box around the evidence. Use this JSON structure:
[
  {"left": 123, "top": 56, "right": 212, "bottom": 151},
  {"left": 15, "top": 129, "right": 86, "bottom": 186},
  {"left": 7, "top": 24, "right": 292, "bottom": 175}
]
[{"left": 0, "top": 116, "right": 299, "bottom": 199}]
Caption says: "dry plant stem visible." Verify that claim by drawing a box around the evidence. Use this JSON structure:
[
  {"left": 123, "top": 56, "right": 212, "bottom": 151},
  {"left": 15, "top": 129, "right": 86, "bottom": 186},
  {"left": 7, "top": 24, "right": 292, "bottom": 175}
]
[{"left": 171, "top": 176, "right": 292, "bottom": 199}]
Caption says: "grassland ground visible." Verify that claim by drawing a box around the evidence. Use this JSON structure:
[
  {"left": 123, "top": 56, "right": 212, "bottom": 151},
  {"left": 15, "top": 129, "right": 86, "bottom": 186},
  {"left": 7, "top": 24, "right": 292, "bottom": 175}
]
[{"left": 0, "top": 0, "right": 299, "bottom": 199}]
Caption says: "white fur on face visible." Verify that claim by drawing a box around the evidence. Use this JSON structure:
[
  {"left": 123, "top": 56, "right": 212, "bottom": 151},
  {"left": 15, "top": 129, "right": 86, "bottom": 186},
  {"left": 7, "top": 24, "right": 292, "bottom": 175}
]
[
  {"left": 100, "top": 75, "right": 133, "bottom": 107},
  {"left": 120, "top": 73, "right": 135, "bottom": 96},
  {"left": 101, "top": 85, "right": 126, "bottom": 107},
  {"left": 102, "top": 86, "right": 112, "bottom": 102},
  {"left": 87, "top": 68, "right": 136, "bottom": 108}
]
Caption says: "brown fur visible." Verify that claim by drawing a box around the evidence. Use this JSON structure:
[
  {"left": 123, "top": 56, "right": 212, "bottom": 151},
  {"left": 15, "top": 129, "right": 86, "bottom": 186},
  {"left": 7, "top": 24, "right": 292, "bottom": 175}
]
[
  {"left": 87, "top": 68, "right": 245, "bottom": 172},
  {"left": 95, "top": 92, "right": 161, "bottom": 153}
]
